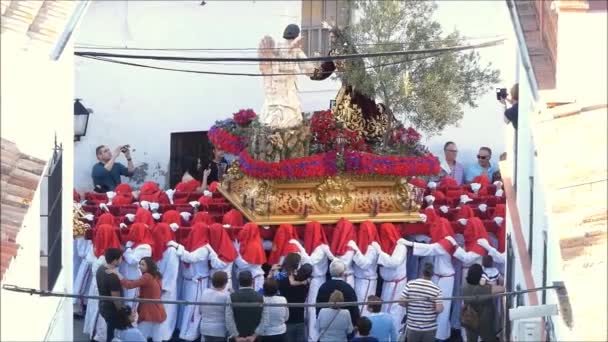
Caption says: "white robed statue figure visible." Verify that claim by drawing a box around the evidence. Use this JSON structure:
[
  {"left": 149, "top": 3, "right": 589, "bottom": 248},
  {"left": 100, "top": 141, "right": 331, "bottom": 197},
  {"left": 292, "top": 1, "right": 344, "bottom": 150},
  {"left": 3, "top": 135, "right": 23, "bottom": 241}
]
[{"left": 258, "top": 24, "right": 315, "bottom": 129}]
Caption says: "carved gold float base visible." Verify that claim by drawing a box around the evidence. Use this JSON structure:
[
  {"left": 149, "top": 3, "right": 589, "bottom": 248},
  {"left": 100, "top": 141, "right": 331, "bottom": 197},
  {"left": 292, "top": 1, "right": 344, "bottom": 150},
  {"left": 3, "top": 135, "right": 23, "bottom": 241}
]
[{"left": 218, "top": 165, "right": 423, "bottom": 225}]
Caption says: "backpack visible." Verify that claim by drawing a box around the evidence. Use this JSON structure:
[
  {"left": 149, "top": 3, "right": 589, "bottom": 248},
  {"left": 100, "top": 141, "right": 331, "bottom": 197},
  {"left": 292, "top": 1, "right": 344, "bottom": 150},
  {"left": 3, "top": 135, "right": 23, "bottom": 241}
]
[{"left": 461, "top": 303, "right": 480, "bottom": 331}]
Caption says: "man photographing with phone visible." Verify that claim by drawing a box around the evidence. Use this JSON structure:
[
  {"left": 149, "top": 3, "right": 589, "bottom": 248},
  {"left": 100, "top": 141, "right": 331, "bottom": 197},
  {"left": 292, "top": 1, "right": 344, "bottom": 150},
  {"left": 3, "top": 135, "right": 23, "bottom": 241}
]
[
  {"left": 498, "top": 83, "right": 518, "bottom": 130},
  {"left": 92, "top": 144, "right": 135, "bottom": 192}
]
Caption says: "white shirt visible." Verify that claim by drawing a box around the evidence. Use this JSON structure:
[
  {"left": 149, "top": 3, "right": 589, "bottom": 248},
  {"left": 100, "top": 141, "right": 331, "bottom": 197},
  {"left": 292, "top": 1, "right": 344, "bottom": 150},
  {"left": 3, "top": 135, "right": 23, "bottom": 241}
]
[
  {"left": 259, "top": 295, "right": 289, "bottom": 336},
  {"left": 199, "top": 288, "right": 229, "bottom": 337}
]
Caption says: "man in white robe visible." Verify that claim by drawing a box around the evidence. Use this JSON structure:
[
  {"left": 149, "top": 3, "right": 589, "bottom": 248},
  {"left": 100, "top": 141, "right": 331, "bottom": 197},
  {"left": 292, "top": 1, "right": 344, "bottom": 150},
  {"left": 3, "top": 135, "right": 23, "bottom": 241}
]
[
  {"left": 73, "top": 237, "right": 93, "bottom": 315},
  {"left": 148, "top": 222, "right": 180, "bottom": 341},
  {"left": 403, "top": 215, "right": 457, "bottom": 341},
  {"left": 233, "top": 222, "right": 267, "bottom": 291},
  {"left": 349, "top": 221, "right": 380, "bottom": 314},
  {"left": 288, "top": 221, "right": 334, "bottom": 342},
  {"left": 121, "top": 223, "right": 153, "bottom": 309},
  {"left": 175, "top": 222, "right": 223, "bottom": 341},
  {"left": 330, "top": 218, "right": 357, "bottom": 287},
  {"left": 373, "top": 223, "right": 408, "bottom": 335}
]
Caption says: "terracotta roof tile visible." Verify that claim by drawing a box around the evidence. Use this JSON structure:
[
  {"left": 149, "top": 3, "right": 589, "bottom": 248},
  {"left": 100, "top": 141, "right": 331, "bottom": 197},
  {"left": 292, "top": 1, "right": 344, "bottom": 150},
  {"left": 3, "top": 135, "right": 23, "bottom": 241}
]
[
  {"left": 0, "top": 138, "right": 46, "bottom": 282},
  {"left": 1, "top": 0, "right": 78, "bottom": 48}
]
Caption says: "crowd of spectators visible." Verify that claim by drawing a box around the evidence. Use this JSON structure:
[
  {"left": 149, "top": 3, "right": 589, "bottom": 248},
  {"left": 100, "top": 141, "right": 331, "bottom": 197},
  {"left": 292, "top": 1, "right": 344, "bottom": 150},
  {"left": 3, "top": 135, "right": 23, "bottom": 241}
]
[{"left": 75, "top": 141, "right": 506, "bottom": 342}]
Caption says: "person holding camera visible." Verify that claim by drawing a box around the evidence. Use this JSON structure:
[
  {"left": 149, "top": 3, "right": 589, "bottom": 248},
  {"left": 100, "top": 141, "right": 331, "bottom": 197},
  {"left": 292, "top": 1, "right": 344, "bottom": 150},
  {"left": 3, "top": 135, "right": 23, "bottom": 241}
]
[
  {"left": 92, "top": 144, "right": 135, "bottom": 192},
  {"left": 498, "top": 84, "right": 518, "bottom": 129}
]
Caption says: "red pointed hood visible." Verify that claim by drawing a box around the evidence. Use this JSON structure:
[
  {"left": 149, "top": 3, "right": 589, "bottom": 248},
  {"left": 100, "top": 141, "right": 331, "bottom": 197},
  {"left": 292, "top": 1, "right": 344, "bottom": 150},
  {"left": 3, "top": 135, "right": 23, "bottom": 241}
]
[
  {"left": 237, "top": 223, "right": 267, "bottom": 265},
  {"left": 439, "top": 176, "right": 458, "bottom": 188},
  {"left": 175, "top": 179, "right": 201, "bottom": 192},
  {"left": 423, "top": 207, "right": 439, "bottom": 225},
  {"left": 409, "top": 177, "right": 427, "bottom": 189},
  {"left": 378, "top": 223, "right": 401, "bottom": 254},
  {"left": 209, "top": 181, "right": 219, "bottom": 193},
  {"left": 192, "top": 211, "right": 214, "bottom": 225},
  {"left": 208, "top": 223, "right": 237, "bottom": 262},
  {"left": 198, "top": 196, "right": 212, "bottom": 208},
  {"left": 357, "top": 221, "right": 379, "bottom": 254},
  {"left": 113, "top": 183, "right": 134, "bottom": 205},
  {"left": 268, "top": 224, "right": 300, "bottom": 265},
  {"left": 222, "top": 209, "right": 244, "bottom": 227},
  {"left": 493, "top": 204, "right": 506, "bottom": 219},
  {"left": 134, "top": 207, "right": 154, "bottom": 227},
  {"left": 473, "top": 175, "right": 491, "bottom": 185},
  {"left": 304, "top": 221, "right": 328, "bottom": 254},
  {"left": 96, "top": 213, "right": 116, "bottom": 227},
  {"left": 138, "top": 181, "right": 170, "bottom": 204},
  {"left": 151, "top": 223, "right": 175, "bottom": 261},
  {"left": 94, "top": 224, "right": 121, "bottom": 257},
  {"left": 127, "top": 222, "right": 155, "bottom": 249},
  {"left": 430, "top": 218, "right": 456, "bottom": 255},
  {"left": 463, "top": 217, "right": 489, "bottom": 256},
  {"left": 185, "top": 222, "right": 210, "bottom": 252},
  {"left": 431, "top": 189, "right": 446, "bottom": 201},
  {"left": 330, "top": 218, "right": 356, "bottom": 256},
  {"left": 493, "top": 204, "right": 506, "bottom": 253},
  {"left": 161, "top": 210, "right": 181, "bottom": 225},
  {"left": 456, "top": 205, "right": 475, "bottom": 220}
]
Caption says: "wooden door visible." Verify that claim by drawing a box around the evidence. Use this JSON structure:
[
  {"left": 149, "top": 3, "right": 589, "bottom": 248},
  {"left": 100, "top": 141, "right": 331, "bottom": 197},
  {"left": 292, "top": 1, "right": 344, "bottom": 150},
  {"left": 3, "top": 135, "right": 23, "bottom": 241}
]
[{"left": 169, "top": 131, "right": 213, "bottom": 188}]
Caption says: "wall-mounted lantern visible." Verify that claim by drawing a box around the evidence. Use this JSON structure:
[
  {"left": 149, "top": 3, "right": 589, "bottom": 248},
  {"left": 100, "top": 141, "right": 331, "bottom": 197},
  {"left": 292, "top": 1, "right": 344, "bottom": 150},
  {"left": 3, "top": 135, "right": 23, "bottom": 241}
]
[{"left": 74, "top": 99, "right": 91, "bottom": 142}]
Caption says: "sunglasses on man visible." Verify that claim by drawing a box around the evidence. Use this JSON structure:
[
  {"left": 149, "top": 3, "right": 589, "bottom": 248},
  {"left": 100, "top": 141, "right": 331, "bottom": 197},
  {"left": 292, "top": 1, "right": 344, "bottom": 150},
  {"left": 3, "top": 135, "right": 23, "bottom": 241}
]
[{"left": 477, "top": 155, "right": 489, "bottom": 160}]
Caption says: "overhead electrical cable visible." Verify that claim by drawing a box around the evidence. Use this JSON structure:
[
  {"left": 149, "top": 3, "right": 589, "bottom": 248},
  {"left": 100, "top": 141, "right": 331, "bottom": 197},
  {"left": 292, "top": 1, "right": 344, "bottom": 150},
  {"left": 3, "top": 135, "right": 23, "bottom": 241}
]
[
  {"left": 74, "top": 34, "right": 506, "bottom": 51},
  {"left": 78, "top": 51, "right": 445, "bottom": 77},
  {"left": 74, "top": 38, "right": 504, "bottom": 63}
]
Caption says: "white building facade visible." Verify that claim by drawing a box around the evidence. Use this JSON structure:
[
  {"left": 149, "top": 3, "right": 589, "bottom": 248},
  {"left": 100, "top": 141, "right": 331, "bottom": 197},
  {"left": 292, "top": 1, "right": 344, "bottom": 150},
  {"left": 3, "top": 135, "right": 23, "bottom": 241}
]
[{"left": 73, "top": 0, "right": 515, "bottom": 192}]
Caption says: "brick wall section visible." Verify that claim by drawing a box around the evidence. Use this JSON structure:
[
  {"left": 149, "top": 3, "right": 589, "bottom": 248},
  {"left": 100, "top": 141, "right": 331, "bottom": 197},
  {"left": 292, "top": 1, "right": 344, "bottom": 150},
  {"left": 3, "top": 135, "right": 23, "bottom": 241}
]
[{"left": 0, "top": 138, "right": 46, "bottom": 281}]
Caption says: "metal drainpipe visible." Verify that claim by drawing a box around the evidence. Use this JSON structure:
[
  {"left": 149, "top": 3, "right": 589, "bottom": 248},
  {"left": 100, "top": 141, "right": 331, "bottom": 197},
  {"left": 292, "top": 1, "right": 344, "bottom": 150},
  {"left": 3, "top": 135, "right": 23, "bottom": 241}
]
[{"left": 50, "top": 0, "right": 91, "bottom": 60}]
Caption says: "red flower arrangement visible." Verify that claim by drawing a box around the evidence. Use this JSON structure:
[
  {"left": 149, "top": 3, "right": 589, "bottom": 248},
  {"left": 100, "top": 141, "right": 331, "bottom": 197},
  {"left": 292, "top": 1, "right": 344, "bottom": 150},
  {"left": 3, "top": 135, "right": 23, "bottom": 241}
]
[
  {"left": 344, "top": 151, "right": 440, "bottom": 177},
  {"left": 233, "top": 108, "right": 257, "bottom": 126},
  {"left": 310, "top": 110, "right": 337, "bottom": 146},
  {"left": 237, "top": 149, "right": 439, "bottom": 179},
  {"left": 208, "top": 126, "right": 246, "bottom": 154},
  {"left": 310, "top": 110, "right": 370, "bottom": 152},
  {"left": 392, "top": 126, "right": 422, "bottom": 145},
  {"left": 239, "top": 150, "right": 337, "bottom": 179}
]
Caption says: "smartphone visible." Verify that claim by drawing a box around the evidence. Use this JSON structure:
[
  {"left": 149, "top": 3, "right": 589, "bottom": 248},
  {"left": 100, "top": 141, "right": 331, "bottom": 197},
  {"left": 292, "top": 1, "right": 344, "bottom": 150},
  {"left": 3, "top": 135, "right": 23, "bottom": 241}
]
[{"left": 121, "top": 145, "right": 130, "bottom": 153}]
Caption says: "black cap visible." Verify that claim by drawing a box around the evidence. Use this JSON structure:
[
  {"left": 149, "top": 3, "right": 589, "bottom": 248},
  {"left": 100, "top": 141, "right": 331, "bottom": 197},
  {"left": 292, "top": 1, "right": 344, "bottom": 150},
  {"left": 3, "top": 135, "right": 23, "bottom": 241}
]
[{"left": 283, "top": 24, "right": 300, "bottom": 40}]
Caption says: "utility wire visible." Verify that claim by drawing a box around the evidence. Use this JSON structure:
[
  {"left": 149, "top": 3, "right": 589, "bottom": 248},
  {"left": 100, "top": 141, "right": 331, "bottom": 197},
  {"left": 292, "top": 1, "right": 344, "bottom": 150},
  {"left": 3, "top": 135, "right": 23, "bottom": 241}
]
[
  {"left": 78, "top": 51, "right": 445, "bottom": 77},
  {"left": 75, "top": 34, "right": 506, "bottom": 51},
  {"left": 74, "top": 38, "right": 504, "bottom": 63},
  {"left": 2, "top": 283, "right": 563, "bottom": 307}
]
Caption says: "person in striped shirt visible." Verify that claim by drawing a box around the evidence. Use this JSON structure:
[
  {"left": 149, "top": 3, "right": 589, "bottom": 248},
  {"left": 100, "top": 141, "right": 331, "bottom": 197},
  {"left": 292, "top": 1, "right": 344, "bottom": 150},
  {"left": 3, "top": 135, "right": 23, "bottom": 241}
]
[{"left": 399, "top": 263, "right": 443, "bottom": 342}]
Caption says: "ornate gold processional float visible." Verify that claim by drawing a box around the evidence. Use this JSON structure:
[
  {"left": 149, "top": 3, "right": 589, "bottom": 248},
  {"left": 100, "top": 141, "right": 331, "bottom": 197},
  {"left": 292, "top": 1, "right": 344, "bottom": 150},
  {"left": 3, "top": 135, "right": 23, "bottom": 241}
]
[{"left": 209, "top": 24, "right": 440, "bottom": 225}]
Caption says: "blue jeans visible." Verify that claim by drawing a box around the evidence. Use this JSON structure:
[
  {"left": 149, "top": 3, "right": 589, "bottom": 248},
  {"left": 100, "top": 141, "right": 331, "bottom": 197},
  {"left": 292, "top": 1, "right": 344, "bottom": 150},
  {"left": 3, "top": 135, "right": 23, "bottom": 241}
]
[{"left": 286, "top": 322, "right": 306, "bottom": 342}]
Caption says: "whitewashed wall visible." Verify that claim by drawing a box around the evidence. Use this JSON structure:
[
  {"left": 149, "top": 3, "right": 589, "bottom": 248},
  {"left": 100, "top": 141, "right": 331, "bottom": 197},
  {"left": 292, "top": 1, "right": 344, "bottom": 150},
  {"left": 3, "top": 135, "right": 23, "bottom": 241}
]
[
  {"left": 73, "top": 0, "right": 341, "bottom": 191},
  {"left": 1, "top": 25, "right": 75, "bottom": 342}
]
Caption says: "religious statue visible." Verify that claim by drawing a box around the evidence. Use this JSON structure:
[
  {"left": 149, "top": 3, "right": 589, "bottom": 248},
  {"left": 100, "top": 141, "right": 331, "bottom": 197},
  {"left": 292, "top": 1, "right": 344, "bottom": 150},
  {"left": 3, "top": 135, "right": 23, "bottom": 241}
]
[
  {"left": 258, "top": 24, "right": 316, "bottom": 129},
  {"left": 311, "top": 23, "right": 396, "bottom": 144}
]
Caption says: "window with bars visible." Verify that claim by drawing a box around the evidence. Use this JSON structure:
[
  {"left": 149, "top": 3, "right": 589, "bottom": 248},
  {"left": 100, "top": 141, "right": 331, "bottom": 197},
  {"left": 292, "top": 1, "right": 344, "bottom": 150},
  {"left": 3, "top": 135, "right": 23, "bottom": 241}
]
[{"left": 300, "top": 0, "right": 350, "bottom": 56}]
